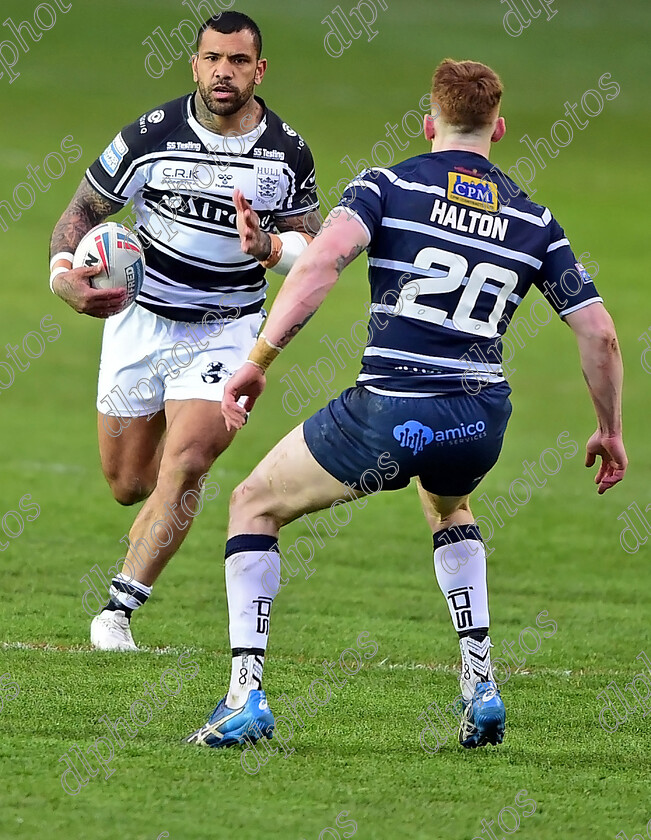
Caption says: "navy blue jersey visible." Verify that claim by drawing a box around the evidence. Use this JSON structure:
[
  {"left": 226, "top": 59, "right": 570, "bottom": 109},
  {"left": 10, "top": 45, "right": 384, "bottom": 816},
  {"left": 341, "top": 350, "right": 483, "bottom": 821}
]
[{"left": 339, "top": 151, "right": 601, "bottom": 396}]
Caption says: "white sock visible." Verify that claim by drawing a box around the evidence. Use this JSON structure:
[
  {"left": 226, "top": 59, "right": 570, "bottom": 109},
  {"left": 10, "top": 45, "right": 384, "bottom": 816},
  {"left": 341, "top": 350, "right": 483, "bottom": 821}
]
[
  {"left": 109, "top": 573, "right": 152, "bottom": 613},
  {"left": 433, "top": 524, "right": 489, "bottom": 633},
  {"left": 433, "top": 524, "right": 494, "bottom": 700},
  {"left": 224, "top": 535, "right": 281, "bottom": 708}
]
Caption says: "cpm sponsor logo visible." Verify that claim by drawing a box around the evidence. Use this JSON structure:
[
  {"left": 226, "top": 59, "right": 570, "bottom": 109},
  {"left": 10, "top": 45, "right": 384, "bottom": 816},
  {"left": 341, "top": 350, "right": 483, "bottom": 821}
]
[{"left": 447, "top": 172, "right": 498, "bottom": 213}]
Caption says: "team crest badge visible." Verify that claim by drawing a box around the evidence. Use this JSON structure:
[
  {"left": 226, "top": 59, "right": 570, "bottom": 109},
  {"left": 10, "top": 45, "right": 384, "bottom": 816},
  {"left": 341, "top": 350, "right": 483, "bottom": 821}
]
[
  {"left": 256, "top": 167, "right": 281, "bottom": 204},
  {"left": 574, "top": 262, "right": 592, "bottom": 285},
  {"left": 201, "top": 362, "right": 234, "bottom": 384}
]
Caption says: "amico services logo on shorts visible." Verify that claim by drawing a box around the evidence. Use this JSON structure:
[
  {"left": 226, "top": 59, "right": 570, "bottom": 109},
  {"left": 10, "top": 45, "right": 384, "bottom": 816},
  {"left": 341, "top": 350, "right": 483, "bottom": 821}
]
[{"left": 393, "top": 419, "right": 487, "bottom": 454}]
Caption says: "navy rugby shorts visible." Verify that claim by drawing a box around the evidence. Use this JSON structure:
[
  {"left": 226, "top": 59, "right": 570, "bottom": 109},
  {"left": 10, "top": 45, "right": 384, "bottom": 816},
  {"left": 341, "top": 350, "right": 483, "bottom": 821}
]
[{"left": 302, "top": 383, "right": 512, "bottom": 497}]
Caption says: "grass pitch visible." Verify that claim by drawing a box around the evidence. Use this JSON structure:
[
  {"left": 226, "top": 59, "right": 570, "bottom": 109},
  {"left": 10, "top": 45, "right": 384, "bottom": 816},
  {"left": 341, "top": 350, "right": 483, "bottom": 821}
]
[{"left": 1, "top": 1, "right": 650, "bottom": 838}]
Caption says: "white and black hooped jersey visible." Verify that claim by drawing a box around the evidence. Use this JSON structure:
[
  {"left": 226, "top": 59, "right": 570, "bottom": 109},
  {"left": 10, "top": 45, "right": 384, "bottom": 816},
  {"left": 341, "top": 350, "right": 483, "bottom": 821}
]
[{"left": 86, "top": 94, "right": 318, "bottom": 322}]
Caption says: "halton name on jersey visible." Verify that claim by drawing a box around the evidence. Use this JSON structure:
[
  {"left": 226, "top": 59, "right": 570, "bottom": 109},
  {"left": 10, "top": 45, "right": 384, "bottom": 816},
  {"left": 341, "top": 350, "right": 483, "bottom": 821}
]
[
  {"left": 86, "top": 95, "right": 318, "bottom": 322},
  {"left": 339, "top": 151, "right": 602, "bottom": 397}
]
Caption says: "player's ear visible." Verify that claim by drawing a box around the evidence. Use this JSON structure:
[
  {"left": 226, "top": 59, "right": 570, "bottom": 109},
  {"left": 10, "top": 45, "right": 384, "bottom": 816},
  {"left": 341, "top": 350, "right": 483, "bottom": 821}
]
[
  {"left": 191, "top": 52, "right": 199, "bottom": 83},
  {"left": 424, "top": 114, "right": 437, "bottom": 142},
  {"left": 255, "top": 58, "right": 267, "bottom": 85},
  {"left": 491, "top": 117, "right": 506, "bottom": 144}
]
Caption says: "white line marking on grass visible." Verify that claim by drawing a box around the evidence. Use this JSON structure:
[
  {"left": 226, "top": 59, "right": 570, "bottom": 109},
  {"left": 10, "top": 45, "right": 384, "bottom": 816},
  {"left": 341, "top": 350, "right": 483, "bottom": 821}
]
[
  {"left": 0, "top": 645, "right": 613, "bottom": 679},
  {"left": 1, "top": 641, "right": 210, "bottom": 656},
  {"left": 373, "top": 659, "right": 575, "bottom": 677}
]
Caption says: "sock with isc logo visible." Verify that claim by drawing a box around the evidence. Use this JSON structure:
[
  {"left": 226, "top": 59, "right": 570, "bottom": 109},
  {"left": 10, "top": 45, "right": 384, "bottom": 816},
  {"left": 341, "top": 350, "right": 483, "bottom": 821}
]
[
  {"left": 224, "top": 534, "right": 281, "bottom": 707},
  {"left": 432, "top": 523, "right": 494, "bottom": 699}
]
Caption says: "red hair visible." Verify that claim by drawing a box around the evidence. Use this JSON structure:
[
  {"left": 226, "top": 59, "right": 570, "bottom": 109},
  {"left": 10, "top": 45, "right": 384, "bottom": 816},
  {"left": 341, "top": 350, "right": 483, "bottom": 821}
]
[{"left": 431, "top": 59, "right": 503, "bottom": 132}]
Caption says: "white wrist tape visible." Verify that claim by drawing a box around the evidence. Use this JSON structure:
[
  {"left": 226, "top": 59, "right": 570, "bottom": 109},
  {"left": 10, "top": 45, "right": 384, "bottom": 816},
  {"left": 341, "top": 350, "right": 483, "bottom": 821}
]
[
  {"left": 49, "top": 266, "right": 69, "bottom": 292},
  {"left": 271, "top": 231, "right": 311, "bottom": 276},
  {"left": 50, "top": 252, "right": 74, "bottom": 271}
]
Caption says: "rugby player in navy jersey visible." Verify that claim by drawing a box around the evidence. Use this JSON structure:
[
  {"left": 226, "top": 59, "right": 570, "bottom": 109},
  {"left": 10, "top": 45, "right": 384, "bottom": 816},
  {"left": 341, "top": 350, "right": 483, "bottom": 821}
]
[
  {"left": 49, "top": 12, "right": 320, "bottom": 651},
  {"left": 185, "top": 60, "right": 626, "bottom": 750}
]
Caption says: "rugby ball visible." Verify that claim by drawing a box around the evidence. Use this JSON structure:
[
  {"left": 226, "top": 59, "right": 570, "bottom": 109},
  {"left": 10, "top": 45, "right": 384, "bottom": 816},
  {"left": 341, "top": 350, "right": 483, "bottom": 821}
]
[{"left": 73, "top": 222, "right": 145, "bottom": 305}]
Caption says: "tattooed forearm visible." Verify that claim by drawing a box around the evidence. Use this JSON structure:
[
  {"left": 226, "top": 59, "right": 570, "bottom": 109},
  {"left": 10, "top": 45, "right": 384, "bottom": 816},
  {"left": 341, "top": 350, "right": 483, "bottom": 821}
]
[
  {"left": 275, "top": 210, "right": 321, "bottom": 237},
  {"left": 277, "top": 310, "right": 317, "bottom": 348},
  {"left": 50, "top": 177, "right": 122, "bottom": 257},
  {"left": 336, "top": 244, "right": 365, "bottom": 276}
]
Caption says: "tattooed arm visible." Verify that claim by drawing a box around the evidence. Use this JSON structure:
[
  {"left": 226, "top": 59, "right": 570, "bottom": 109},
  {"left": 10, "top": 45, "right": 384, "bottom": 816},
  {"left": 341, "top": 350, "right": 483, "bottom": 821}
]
[
  {"left": 49, "top": 177, "right": 128, "bottom": 318},
  {"left": 274, "top": 208, "right": 322, "bottom": 237},
  {"left": 221, "top": 208, "right": 368, "bottom": 429},
  {"left": 50, "top": 177, "right": 123, "bottom": 256},
  {"left": 261, "top": 208, "right": 367, "bottom": 348}
]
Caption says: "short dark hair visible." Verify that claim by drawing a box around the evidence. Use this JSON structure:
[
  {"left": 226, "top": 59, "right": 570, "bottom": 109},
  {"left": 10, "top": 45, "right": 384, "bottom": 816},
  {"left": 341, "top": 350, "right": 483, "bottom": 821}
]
[{"left": 196, "top": 12, "right": 263, "bottom": 58}]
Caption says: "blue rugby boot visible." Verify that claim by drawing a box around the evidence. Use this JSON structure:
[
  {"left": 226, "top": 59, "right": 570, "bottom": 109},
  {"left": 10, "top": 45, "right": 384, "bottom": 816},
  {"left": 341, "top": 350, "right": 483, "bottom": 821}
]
[
  {"left": 457, "top": 635, "right": 505, "bottom": 748},
  {"left": 184, "top": 689, "right": 275, "bottom": 748},
  {"left": 458, "top": 681, "right": 505, "bottom": 748}
]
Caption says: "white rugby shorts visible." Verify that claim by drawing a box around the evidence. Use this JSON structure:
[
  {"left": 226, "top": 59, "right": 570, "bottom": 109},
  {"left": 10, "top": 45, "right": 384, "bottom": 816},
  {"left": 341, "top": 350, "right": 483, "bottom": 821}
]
[{"left": 97, "top": 303, "right": 264, "bottom": 417}]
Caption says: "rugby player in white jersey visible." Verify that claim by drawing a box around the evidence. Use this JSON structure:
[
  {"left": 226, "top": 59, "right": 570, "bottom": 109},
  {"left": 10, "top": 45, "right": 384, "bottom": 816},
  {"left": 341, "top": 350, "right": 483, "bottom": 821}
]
[
  {"left": 185, "top": 59, "right": 626, "bottom": 751},
  {"left": 49, "top": 11, "right": 320, "bottom": 650}
]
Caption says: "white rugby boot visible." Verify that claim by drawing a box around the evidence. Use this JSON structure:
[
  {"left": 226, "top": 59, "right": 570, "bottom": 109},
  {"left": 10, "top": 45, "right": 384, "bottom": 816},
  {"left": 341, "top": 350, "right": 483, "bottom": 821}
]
[{"left": 90, "top": 609, "right": 138, "bottom": 651}]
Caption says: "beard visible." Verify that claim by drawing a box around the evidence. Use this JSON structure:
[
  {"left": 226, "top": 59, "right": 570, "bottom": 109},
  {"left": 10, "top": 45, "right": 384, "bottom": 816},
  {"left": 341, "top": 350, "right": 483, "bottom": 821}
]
[{"left": 196, "top": 77, "right": 256, "bottom": 117}]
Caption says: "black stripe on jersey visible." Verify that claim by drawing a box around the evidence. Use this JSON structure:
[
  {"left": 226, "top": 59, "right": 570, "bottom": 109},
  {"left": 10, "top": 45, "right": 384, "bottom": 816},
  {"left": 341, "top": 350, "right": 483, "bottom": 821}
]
[
  {"left": 140, "top": 202, "right": 240, "bottom": 246},
  {"left": 145, "top": 265, "right": 267, "bottom": 294},
  {"left": 136, "top": 295, "right": 265, "bottom": 323},
  {"left": 283, "top": 167, "right": 297, "bottom": 212},
  {"left": 141, "top": 198, "right": 240, "bottom": 239},
  {"left": 141, "top": 154, "right": 257, "bottom": 170},
  {"left": 140, "top": 188, "right": 242, "bottom": 236},
  {"left": 85, "top": 170, "right": 128, "bottom": 206},
  {"left": 142, "top": 190, "right": 277, "bottom": 238},
  {"left": 144, "top": 205, "right": 242, "bottom": 239},
  {"left": 140, "top": 236, "right": 265, "bottom": 291},
  {"left": 139, "top": 227, "right": 257, "bottom": 273},
  {"left": 276, "top": 202, "right": 320, "bottom": 217}
]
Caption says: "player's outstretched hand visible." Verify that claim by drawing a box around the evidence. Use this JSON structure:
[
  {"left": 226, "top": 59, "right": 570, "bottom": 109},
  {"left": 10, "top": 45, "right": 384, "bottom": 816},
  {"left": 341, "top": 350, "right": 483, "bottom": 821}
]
[
  {"left": 585, "top": 429, "right": 627, "bottom": 494},
  {"left": 52, "top": 266, "right": 127, "bottom": 319},
  {"left": 222, "top": 362, "right": 267, "bottom": 432},
  {"left": 234, "top": 188, "right": 269, "bottom": 260}
]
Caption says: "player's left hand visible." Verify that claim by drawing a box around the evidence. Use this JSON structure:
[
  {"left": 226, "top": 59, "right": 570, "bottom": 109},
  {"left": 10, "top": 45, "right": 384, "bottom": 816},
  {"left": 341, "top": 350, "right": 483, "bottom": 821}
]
[
  {"left": 234, "top": 188, "right": 271, "bottom": 261},
  {"left": 585, "top": 429, "right": 627, "bottom": 494},
  {"left": 221, "top": 362, "right": 267, "bottom": 431}
]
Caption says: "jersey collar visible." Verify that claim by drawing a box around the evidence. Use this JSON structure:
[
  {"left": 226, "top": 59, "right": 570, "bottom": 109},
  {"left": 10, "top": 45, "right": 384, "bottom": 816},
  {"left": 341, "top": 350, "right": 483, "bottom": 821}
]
[{"left": 186, "top": 93, "right": 268, "bottom": 153}]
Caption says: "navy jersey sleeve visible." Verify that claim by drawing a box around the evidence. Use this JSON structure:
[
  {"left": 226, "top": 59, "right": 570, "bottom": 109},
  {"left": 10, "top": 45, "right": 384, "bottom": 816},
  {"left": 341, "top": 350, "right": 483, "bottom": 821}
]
[
  {"left": 276, "top": 142, "right": 319, "bottom": 217},
  {"left": 337, "top": 168, "right": 384, "bottom": 241},
  {"left": 535, "top": 216, "right": 603, "bottom": 318},
  {"left": 85, "top": 118, "right": 148, "bottom": 206}
]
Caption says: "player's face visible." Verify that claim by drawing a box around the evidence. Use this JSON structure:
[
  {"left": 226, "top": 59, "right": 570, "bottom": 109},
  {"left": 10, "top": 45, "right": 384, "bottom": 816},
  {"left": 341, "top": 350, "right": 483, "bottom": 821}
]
[{"left": 193, "top": 29, "right": 266, "bottom": 118}]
